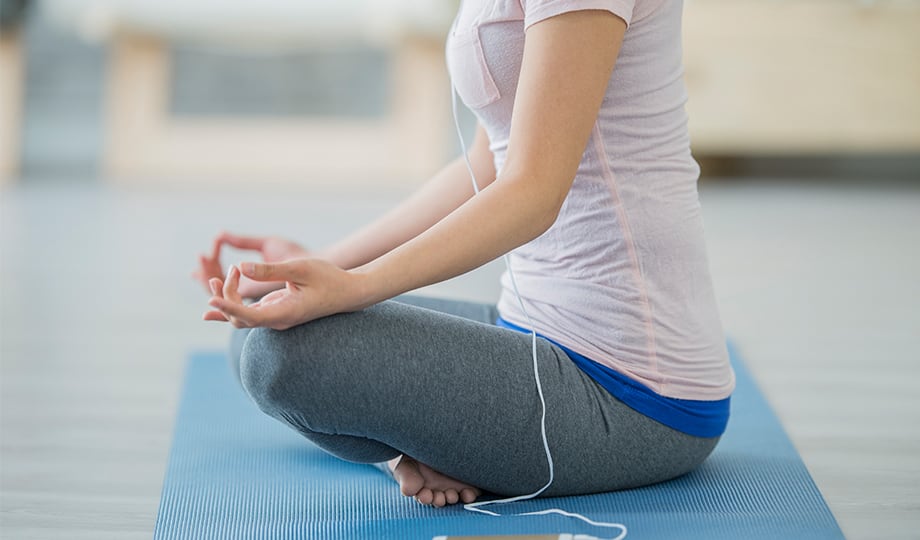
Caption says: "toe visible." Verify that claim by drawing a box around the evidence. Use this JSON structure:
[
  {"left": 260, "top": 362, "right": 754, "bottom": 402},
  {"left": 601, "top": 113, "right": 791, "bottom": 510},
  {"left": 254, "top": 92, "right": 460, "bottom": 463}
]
[
  {"left": 392, "top": 457, "right": 424, "bottom": 497},
  {"left": 445, "top": 489, "right": 459, "bottom": 505},
  {"left": 460, "top": 488, "right": 478, "bottom": 504},
  {"left": 416, "top": 488, "right": 434, "bottom": 505},
  {"left": 432, "top": 491, "right": 446, "bottom": 508}
]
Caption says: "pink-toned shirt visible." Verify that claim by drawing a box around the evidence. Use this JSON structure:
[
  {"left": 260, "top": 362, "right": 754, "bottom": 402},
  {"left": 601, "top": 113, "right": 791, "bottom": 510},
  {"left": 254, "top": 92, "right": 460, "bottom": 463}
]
[{"left": 446, "top": 0, "right": 735, "bottom": 400}]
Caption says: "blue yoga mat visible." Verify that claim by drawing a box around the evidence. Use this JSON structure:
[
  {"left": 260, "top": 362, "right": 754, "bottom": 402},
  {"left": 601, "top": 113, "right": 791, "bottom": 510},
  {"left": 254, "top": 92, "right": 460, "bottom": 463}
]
[{"left": 155, "top": 345, "right": 844, "bottom": 539}]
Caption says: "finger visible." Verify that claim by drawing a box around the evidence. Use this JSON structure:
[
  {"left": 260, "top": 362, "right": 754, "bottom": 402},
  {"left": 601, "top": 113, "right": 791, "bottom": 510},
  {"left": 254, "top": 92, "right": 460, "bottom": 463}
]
[
  {"left": 237, "top": 279, "right": 284, "bottom": 300},
  {"left": 218, "top": 310, "right": 253, "bottom": 330},
  {"left": 210, "top": 289, "right": 299, "bottom": 329},
  {"left": 208, "top": 297, "right": 263, "bottom": 326},
  {"left": 200, "top": 254, "right": 215, "bottom": 270},
  {"left": 199, "top": 254, "right": 223, "bottom": 279},
  {"left": 223, "top": 266, "right": 243, "bottom": 304},
  {"left": 196, "top": 256, "right": 215, "bottom": 283},
  {"left": 202, "top": 310, "right": 229, "bottom": 322},
  {"left": 195, "top": 267, "right": 215, "bottom": 295},
  {"left": 228, "top": 317, "right": 252, "bottom": 329},
  {"left": 254, "top": 287, "right": 288, "bottom": 306},
  {"left": 240, "top": 260, "right": 304, "bottom": 283},
  {"left": 210, "top": 236, "right": 223, "bottom": 261},
  {"left": 209, "top": 278, "right": 224, "bottom": 298},
  {"left": 218, "top": 232, "right": 266, "bottom": 252}
]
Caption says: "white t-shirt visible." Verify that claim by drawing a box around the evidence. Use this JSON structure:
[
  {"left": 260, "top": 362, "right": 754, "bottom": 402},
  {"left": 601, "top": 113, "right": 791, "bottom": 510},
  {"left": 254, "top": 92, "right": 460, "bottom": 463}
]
[{"left": 447, "top": 0, "right": 734, "bottom": 401}]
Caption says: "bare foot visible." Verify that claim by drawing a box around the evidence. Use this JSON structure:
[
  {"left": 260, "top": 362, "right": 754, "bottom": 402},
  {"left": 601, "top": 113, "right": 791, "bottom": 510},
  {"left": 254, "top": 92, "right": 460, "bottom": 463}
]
[{"left": 388, "top": 455, "right": 481, "bottom": 507}]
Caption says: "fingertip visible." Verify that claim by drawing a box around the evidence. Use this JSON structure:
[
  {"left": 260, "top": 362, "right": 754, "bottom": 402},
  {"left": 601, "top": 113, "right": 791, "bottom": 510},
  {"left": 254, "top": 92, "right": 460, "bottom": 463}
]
[
  {"left": 203, "top": 311, "right": 228, "bottom": 322},
  {"left": 202, "top": 310, "right": 227, "bottom": 322},
  {"left": 225, "top": 266, "right": 243, "bottom": 301},
  {"left": 208, "top": 298, "right": 236, "bottom": 318}
]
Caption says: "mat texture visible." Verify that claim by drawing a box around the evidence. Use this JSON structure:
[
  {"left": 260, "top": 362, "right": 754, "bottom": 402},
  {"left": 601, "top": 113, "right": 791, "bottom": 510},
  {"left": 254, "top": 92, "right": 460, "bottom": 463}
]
[{"left": 155, "top": 344, "right": 844, "bottom": 539}]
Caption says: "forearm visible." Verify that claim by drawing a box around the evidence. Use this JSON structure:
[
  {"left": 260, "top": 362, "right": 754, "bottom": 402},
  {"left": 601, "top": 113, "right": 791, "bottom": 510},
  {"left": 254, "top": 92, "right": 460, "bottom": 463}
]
[
  {"left": 206, "top": 174, "right": 564, "bottom": 330},
  {"left": 354, "top": 171, "right": 567, "bottom": 306},
  {"left": 321, "top": 123, "right": 497, "bottom": 271},
  {"left": 318, "top": 157, "right": 483, "bottom": 269}
]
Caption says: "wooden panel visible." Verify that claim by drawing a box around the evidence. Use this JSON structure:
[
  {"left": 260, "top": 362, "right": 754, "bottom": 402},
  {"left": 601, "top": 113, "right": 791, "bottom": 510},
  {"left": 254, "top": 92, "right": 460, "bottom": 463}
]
[
  {"left": 104, "top": 34, "right": 450, "bottom": 187},
  {"left": 683, "top": 0, "right": 920, "bottom": 153},
  {"left": 0, "top": 30, "right": 23, "bottom": 183}
]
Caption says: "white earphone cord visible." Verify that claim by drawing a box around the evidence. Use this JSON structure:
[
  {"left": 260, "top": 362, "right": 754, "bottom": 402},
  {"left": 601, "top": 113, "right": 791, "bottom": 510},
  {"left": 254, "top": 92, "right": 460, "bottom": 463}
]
[{"left": 450, "top": 84, "right": 627, "bottom": 540}]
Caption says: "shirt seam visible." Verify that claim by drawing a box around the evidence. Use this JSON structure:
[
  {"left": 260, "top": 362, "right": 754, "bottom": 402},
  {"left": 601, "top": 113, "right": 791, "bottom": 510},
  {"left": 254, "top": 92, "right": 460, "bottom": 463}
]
[{"left": 591, "top": 122, "right": 665, "bottom": 393}]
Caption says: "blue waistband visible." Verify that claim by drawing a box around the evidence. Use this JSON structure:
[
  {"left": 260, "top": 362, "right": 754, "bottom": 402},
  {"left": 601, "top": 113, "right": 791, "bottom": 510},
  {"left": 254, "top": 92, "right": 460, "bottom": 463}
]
[{"left": 496, "top": 317, "right": 730, "bottom": 438}]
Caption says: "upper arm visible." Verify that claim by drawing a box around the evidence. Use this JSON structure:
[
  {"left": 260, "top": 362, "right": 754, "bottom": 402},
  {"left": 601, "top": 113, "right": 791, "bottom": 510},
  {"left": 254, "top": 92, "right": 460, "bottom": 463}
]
[{"left": 501, "top": 10, "right": 627, "bottom": 206}]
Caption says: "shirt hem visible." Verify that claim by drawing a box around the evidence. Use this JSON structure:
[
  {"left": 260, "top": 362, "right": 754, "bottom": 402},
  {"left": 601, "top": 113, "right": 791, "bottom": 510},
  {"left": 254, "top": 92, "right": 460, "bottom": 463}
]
[{"left": 496, "top": 316, "right": 730, "bottom": 438}]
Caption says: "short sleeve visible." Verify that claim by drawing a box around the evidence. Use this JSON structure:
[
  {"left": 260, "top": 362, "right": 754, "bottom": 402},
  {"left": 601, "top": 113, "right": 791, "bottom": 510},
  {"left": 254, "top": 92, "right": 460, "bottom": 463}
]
[{"left": 521, "top": 0, "right": 635, "bottom": 30}]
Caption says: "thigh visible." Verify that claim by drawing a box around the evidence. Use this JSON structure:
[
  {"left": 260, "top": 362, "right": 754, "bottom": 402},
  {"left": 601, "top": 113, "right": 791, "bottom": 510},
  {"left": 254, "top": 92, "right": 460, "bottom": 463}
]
[
  {"left": 230, "top": 295, "right": 495, "bottom": 385},
  {"left": 392, "top": 294, "right": 499, "bottom": 324},
  {"left": 240, "top": 300, "right": 716, "bottom": 497}
]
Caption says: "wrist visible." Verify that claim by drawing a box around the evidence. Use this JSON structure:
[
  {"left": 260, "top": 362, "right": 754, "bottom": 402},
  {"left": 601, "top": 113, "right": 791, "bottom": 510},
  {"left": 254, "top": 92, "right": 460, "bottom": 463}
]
[
  {"left": 348, "top": 265, "right": 383, "bottom": 311},
  {"left": 317, "top": 244, "right": 362, "bottom": 271}
]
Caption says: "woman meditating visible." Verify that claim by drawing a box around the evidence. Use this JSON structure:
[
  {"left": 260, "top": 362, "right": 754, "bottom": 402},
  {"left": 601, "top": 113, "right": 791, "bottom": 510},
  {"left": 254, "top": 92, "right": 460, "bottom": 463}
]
[{"left": 195, "top": 0, "right": 734, "bottom": 508}]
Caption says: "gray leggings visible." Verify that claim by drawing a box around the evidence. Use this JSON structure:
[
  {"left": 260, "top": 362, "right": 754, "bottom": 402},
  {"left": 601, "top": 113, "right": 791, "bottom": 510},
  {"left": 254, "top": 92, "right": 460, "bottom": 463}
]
[{"left": 229, "top": 295, "right": 718, "bottom": 497}]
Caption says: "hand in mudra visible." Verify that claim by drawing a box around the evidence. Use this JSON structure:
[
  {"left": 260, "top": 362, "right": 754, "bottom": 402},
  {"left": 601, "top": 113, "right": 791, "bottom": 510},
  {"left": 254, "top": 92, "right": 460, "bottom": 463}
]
[
  {"left": 192, "top": 232, "right": 309, "bottom": 299},
  {"left": 203, "top": 259, "right": 366, "bottom": 330}
]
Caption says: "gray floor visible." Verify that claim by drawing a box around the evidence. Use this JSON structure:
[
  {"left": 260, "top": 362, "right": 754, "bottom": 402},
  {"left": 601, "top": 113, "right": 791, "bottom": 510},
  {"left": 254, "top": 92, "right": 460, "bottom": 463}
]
[{"left": 1, "top": 178, "right": 918, "bottom": 539}]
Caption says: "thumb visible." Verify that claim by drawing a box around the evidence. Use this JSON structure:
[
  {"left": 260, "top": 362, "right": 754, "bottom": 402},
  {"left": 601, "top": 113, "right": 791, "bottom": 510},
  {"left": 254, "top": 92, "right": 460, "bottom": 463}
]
[
  {"left": 240, "top": 260, "right": 304, "bottom": 282},
  {"left": 218, "top": 232, "right": 266, "bottom": 252}
]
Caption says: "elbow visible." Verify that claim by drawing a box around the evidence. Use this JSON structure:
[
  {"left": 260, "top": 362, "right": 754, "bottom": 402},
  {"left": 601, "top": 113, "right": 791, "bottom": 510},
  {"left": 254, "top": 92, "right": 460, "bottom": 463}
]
[
  {"left": 502, "top": 171, "right": 571, "bottom": 241},
  {"left": 533, "top": 195, "right": 565, "bottom": 238}
]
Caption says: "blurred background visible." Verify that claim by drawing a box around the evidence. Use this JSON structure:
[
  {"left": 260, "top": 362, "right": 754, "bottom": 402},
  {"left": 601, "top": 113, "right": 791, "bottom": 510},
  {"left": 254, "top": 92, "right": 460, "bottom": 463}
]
[{"left": 1, "top": 0, "right": 918, "bottom": 539}]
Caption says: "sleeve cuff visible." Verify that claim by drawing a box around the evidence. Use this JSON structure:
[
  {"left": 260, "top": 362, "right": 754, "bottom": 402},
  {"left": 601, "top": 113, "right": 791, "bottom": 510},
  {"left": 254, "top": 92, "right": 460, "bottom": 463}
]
[{"left": 524, "top": 0, "right": 634, "bottom": 30}]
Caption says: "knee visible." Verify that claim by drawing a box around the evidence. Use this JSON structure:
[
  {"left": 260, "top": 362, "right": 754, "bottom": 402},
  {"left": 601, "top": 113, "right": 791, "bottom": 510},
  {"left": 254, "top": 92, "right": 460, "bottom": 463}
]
[
  {"left": 238, "top": 312, "right": 370, "bottom": 423},
  {"left": 239, "top": 327, "right": 298, "bottom": 414},
  {"left": 227, "top": 328, "right": 252, "bottom": 388}
]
